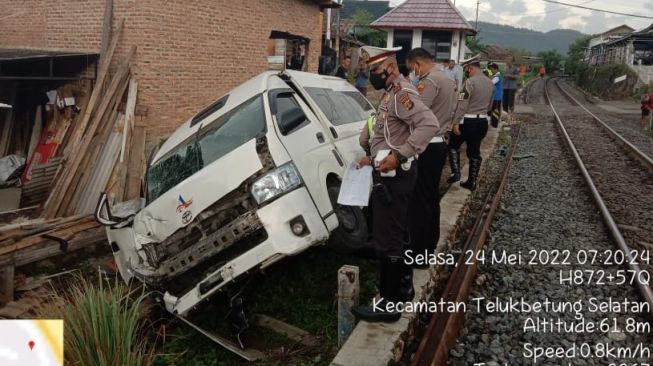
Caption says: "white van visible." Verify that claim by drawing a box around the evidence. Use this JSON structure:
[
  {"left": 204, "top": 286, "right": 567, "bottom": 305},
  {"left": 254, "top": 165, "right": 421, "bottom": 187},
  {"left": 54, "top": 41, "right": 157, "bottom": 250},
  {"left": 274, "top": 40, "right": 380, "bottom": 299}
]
[{"left": 96, "top": 70, "right": 372, "bottom": 323}]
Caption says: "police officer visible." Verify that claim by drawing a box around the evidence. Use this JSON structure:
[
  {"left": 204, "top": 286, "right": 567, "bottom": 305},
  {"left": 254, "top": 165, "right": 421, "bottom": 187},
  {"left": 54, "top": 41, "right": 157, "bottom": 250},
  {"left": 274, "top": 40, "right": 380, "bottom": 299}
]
[
  {"left": 447, "top": 55, "right": 495, "bottom": 191},
  {"left": 404, "top": 47, "right": 456, "bottom": 263},
  {"left": 354, "top": 46, "right": 439, "bottom": 323}
]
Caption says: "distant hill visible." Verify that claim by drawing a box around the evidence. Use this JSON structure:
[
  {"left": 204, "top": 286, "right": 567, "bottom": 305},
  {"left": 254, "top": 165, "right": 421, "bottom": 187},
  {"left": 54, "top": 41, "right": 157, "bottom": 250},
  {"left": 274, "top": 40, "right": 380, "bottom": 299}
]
[{"left": 475, "top": 21, "right": 587, "bottom": 55}]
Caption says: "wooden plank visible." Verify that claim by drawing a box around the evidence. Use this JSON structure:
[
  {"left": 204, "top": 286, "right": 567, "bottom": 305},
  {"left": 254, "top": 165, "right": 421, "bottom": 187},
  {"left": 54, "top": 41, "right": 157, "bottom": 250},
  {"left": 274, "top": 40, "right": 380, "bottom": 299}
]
[
  {"left": 0, "top": 227, "right": 106, "bottom": 268},
  {"left": 0, "top": 84, "right": 16, "bottom": 156},
  {"left": 99, "top": 0, "right": 113, "bottom": 67},
  {"left": 125, "top": 125, "right": 145, "bottom": 200},
  {"left": 0, "top": 265, "right": 15, "bottom": 304},
  {"left": 26, "top": 105, "right": 43, "bottom": 160},
  {"left": 121, "top": 78, "right": 138, "bottom": 163},
  {"left": 254, "top": 314, "right": 319, "bottom": 348},
  {"left": 0, "top": 220, "right": 98, "bottom": 257},
  {"left": 43, "top": 44, "right": 134, "bottom": 218},
  {"left": 64, "top": 19, "right": 123, "bottom": 153}
]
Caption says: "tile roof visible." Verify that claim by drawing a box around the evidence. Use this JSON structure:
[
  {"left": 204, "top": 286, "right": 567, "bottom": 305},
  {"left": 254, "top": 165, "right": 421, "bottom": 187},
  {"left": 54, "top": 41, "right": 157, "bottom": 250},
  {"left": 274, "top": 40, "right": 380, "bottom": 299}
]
[{"left": 371, "top": 0, "right": 475, "bottom": 33}]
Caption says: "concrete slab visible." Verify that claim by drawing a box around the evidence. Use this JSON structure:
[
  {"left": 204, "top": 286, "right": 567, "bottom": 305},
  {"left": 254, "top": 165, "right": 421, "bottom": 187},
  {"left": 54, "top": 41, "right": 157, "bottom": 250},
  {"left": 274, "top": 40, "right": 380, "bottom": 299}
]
[
  {"left": 0, "top": 187, "right": 21, "bottom": 212},
  {"left": 514, "top": 105, "right": 534, "bottom": 115},
  {"left": 331, "top": 122, "right": 503, "bottom": 366},
  {"left": 596, "top": 104, "right": 639, "bottom": 115}
]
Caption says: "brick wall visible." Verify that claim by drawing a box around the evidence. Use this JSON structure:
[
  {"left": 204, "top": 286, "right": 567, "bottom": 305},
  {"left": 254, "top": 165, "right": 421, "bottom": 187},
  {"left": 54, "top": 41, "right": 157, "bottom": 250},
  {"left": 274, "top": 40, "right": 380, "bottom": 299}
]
[{"left": 0, "top": 0, "right": 324, "bottom": 138}]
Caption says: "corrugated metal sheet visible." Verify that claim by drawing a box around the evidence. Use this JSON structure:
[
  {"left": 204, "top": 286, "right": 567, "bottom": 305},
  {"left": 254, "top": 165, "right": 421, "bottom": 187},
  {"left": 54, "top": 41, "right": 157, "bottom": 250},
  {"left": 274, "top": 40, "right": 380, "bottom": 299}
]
[
  {"left": 75, "top": 132, "right": 121, "bottom": 215},
  {"left": 371, "top": 0, "right": 475, "bottom": 32},
  {"left": 20, "top": 157, "right": 62, "bottom": 207}
]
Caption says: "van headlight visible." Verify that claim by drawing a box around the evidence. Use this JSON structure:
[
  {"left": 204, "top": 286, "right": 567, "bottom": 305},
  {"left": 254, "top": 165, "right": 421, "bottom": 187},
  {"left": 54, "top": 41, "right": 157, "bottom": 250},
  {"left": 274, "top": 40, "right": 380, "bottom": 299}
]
[{"left": 250, "top": 163, "right": 302, "bottom": 204}]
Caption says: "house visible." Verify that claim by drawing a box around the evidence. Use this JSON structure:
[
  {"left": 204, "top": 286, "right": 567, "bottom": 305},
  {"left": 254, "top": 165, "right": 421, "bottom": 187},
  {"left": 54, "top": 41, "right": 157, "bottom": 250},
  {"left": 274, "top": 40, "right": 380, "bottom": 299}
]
[
  {"left": 0, "top": 0, "right": 339, "bottom": 141},
  {"left": 371, "top": 0, "right": 476, "bottom": 70},
  {"left": 482, "top": 44, "right": 513, "bottom": 63},
  {"left": 600, "top": 23, "right": 653, "bottom": 66},
  {"left": 588, "top": 25, "right": 635, "bottom": 65}
]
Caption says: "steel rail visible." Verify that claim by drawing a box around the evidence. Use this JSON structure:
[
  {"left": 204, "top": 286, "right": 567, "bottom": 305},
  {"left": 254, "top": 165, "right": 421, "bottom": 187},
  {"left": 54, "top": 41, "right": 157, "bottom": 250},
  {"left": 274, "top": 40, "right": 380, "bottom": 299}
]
[
  {"left": 544, "top": 78, "right": 653, "bottom": 313},
  {"left": 411, "top": 125, "right": 522, "bottom": 366},
  {"left": 553, "top": 79, "right": 653, "bottom": 171}
]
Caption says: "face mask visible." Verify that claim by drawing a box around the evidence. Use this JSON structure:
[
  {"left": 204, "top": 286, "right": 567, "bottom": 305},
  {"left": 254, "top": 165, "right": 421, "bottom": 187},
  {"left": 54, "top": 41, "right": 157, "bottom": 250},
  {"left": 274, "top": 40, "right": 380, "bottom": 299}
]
[
  {"left": 370, "top": 70, "right": 389, "bottom": 90},
  {"left": 409, "top": 71, "right": 420, "bottom": 86}
]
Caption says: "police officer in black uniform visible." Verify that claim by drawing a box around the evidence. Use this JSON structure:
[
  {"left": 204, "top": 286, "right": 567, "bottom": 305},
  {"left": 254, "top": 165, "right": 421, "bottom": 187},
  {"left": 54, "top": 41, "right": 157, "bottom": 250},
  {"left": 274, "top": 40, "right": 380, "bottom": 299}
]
[
  {"left": 447, "top": 55, "right": 495, "bottom": 191},
  {"left": 354, "top": 46, "right": 439, "bottom": 323}
]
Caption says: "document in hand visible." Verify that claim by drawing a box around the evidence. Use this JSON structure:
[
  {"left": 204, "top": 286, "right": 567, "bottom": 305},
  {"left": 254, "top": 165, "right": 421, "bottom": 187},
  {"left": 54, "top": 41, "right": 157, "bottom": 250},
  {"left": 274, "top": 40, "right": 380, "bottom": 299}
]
[{"left": 337, "top": 163, "right": 373, "bottom": 207}]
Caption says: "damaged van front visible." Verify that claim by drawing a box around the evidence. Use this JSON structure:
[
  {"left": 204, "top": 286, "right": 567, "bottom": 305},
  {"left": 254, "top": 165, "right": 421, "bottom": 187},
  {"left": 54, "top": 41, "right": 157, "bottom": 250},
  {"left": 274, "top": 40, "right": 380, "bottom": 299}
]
[{"left": 96, "top": 70, "right": 372, "bottom": 320}]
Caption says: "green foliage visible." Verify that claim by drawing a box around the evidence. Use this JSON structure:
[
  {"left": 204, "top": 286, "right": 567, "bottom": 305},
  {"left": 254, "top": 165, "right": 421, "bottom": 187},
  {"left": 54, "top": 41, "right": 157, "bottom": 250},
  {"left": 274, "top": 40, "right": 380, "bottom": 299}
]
[
  {"left": 536, "top": 49, "right": 564, "bottom": 70},
  {"left": 566, "top": 36, "right": 591, "bottom": 79},
  {"left": 576, "top": 63, "right": 639, "bottom": 100},
  {"left": 466, "top": 35, "right": 486, "bottom": 55},
  {"left": 351, "top": 9, "right": 386, "bottom": 47},
  {"left": 506, "top": 47, "right": 532, "bottom": 64},
  {"left": 42, "top": 274, "right": 155, "bottom": 366}
]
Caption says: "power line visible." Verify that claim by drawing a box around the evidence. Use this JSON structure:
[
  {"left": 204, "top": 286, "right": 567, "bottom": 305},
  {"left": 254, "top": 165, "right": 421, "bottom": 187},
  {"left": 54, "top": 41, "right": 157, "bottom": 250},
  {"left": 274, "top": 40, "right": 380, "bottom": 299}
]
[{"left": 541, "top": 0, "right": 653, "bottom": 19}]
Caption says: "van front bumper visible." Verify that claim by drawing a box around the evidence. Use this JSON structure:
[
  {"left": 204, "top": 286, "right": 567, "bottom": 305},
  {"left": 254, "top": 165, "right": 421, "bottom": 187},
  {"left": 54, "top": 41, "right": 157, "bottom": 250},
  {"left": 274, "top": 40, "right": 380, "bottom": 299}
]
[{"left": 163, "top": 186, "right": 329, "bottom": 315}]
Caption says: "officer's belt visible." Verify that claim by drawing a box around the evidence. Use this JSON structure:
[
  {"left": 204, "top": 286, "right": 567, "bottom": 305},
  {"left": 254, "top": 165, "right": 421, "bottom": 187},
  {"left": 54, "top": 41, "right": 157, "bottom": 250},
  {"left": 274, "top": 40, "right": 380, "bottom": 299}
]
[{"left": 464, "top": 113, "right": 489, "bottom": 119}]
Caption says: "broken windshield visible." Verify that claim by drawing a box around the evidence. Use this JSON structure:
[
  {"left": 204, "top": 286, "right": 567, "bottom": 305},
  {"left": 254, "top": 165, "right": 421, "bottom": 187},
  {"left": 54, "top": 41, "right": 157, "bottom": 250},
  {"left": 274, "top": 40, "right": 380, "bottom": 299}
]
[{"left": 146, "top": 95, "right": 266, "bottom": 203}]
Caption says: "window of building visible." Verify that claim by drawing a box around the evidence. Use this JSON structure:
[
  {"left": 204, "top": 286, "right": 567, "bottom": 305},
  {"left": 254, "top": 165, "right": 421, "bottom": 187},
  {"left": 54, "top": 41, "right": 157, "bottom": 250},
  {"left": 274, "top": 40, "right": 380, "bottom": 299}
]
[{"left": 422, "top": 31, "right": 452, "bottom": 62}]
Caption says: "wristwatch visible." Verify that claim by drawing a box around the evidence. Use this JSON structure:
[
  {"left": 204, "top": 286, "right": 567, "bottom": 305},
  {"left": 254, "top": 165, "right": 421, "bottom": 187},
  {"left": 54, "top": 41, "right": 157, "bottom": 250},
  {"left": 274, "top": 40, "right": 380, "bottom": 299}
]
[{"left": 393, "top": 150, "right": 408, "bottom": 164}]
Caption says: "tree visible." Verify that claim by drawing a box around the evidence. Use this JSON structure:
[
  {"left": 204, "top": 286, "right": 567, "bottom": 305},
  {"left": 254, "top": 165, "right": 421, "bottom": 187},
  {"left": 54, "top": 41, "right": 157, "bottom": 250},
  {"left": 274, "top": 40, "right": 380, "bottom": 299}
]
[
  {"left": 566, "top": 36, "right": 591, "bottom": 78},
  {"left": 536, "top": 49, "right": 564, "bottom": 71},
  {"left": 351, "top": 9, "right": 386, "bottom": 47},
  {"left": 465, "top": 35, "right": 486, "bottom": 55},
  {"left": 506, "top": 47, "right": 531, "bottom": 64}
]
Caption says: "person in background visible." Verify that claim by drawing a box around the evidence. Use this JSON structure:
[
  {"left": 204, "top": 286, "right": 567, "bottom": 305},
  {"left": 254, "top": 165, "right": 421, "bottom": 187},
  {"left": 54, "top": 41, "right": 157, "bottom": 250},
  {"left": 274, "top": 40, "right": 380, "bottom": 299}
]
[
  {"left": 446, "top": 55, "right": 494, "bottom": 191},
  {"left": 641, "top": 91, "right": 653, "bottom": 130},
  {"left": 489, "top": 63, "right": 503, "bottom": 128},
  {"left": 503, "top": 58, "right": 519, "bottom": 114},
  {"left": 335, "top": 55, "right": 351, "bottom": 79},
  {"left": 405, "top": 47, "right": 455, "bottom": 267},
  {"left": 355, "top": 60, "right": 370, "bottom": 96},
  {"left": 539, "top": 64, "right": 546, "bottom": 78},
  {"left": 444, "top": 59, "right": 460, "bottom": 91}
]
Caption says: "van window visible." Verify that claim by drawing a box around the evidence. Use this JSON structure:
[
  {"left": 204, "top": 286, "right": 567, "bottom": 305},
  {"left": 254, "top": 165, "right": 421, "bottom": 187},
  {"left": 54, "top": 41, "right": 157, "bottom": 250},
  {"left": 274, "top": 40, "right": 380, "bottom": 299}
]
[
  {"left": 305, "top": 88, "right": 372, "bottom": 126},
  {"left": 273, "top": 93, "right": 309, "bottom": 135},
  {"left": 146, "top": 95, "right": 265, "bottom": 203}
]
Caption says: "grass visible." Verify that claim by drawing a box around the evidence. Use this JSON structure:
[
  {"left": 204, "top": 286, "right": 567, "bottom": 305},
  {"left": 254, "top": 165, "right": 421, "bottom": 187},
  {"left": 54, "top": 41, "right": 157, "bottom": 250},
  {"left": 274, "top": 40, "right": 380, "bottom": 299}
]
[
  {"left": 40, "top": 272, "right": 156, "bottom": 366},
  {"left": 152, "top": 246, "right": 378, "bottom": 365}
]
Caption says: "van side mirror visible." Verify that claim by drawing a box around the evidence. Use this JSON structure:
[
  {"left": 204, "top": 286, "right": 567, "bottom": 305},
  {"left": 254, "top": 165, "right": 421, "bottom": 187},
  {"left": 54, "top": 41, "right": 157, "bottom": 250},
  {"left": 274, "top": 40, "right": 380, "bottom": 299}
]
[{"left": 279, "top": 107, "right": 306, "bottom": 135}]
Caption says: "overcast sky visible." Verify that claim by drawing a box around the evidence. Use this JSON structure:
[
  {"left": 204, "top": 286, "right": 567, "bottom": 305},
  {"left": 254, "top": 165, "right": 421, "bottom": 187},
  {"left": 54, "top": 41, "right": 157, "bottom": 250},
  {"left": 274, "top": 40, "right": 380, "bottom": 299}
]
[{"left": 388, "top": 0, "right": 653, "bottom": 34}]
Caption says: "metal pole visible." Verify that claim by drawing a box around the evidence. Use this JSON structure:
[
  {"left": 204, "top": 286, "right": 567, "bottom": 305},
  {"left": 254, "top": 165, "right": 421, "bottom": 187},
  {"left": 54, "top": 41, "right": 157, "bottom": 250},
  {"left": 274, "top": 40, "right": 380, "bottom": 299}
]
[
  {"left": 337, "top": 265, "right": 359, "bottom": 347},
  {"left": 475, "top": 0, "right": 480, "bottom": 31}
]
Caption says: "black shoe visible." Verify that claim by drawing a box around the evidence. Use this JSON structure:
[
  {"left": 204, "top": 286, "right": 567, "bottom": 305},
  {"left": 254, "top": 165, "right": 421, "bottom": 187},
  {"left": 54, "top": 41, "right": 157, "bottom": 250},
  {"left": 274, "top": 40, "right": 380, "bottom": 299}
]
[
  {"left": 398, "top": 261, "right": 415, "bottom": 301},
  {"left": 461, "top": 157, "right": 482, "bottom": 191},
  {"left": 446, "top": 149, "right": 461, "bottom": 183},
  {"left": 351, "top": 298, "right": 402, "bottom": 323}
]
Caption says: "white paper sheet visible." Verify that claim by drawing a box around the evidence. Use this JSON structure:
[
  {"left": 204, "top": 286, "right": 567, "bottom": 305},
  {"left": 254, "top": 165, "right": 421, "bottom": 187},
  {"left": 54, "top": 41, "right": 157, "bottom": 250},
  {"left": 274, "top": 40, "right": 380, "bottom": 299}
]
[{"left": 337, "top": 163, "right": 373, "bottom": 207}]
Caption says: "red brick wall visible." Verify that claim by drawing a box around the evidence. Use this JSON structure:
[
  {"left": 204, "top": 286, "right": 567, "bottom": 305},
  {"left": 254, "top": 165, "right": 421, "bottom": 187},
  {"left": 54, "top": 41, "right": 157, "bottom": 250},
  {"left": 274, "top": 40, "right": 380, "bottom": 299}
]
[{"left": 0, "top": 0, "right": 324, "bottom": 138}]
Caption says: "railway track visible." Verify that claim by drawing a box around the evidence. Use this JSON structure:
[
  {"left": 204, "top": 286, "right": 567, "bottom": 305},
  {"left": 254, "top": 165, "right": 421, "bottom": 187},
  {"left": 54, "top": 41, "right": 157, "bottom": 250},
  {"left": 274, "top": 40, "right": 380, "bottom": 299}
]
[{"left": 411, "top": 78, "right": 653, "bottom": 365}]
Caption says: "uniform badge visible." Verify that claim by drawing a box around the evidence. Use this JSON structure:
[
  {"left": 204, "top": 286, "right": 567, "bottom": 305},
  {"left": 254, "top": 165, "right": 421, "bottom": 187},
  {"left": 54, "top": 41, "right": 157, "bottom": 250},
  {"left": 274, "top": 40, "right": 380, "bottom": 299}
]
[
  {"left": 398, "top": 92, "right": 414, "bottom": 110},
  {"left": 417, "top": 83, "right": 426, "bottom": 94},
  {"left": 360, "top": 49, "right": 370, "bottom": 62},
  {"left": 392, "top": 83, "right": 402, "bottom": 94}
]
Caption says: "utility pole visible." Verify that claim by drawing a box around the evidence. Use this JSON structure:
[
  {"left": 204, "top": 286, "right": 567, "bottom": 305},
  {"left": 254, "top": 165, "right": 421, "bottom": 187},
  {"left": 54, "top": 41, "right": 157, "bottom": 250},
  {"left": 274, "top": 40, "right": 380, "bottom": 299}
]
[{"left": 475, "top": 0, "right": 480, "bottom": 31}]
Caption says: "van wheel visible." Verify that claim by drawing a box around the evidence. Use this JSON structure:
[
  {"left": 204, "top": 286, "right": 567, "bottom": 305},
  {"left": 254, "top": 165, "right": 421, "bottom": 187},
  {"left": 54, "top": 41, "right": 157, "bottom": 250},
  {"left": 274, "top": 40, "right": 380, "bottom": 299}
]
[{"left": 327, "top": 185, "right": 368, "bottom": 253}]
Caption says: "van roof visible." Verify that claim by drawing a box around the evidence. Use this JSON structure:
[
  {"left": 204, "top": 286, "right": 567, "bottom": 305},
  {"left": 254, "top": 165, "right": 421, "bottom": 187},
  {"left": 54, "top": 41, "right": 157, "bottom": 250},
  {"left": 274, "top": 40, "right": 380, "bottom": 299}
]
[{"left": 152, "top": 70, "right": 351, "bottom": 164}]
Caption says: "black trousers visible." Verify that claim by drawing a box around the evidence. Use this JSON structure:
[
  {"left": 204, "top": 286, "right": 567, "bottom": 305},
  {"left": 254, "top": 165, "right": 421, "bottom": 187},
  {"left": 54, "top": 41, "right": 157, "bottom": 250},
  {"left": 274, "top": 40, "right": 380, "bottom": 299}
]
[
  {"left": 449, "top": 117, "right": 489, "bottom": 159},
  {"left": 407, "top": 142, "right": 447, "bottom": 254},
  {"left": 503, "top": 89, "right": 516, "bottom": 112},
  {"left": 371, "top": 164, "right": 417, "bottom": 257},
  {"left": 491, "top": 100, "right": 502, "bottom": 127}
]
